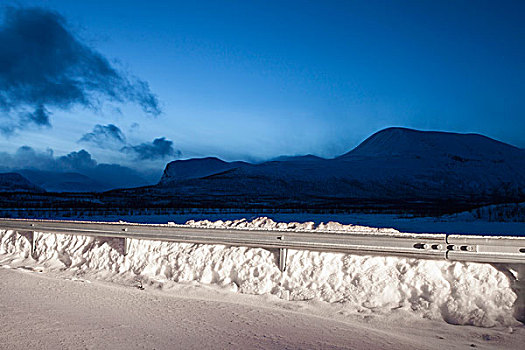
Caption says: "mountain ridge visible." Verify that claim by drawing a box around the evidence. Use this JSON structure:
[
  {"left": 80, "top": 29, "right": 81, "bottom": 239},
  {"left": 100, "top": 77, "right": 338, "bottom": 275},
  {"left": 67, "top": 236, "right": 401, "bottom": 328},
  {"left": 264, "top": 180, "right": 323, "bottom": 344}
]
[
  {"left": 0, "top": 173, "right": 45, "bottom": 193},
  {"left": 151, "top": 127, "right": 524, "bottom": 210},
  {"left": 160, "top": 157, "right": 250, "bottom": 184},
  {"left": 340, "top": 127, "right": 524, "bottom": 160},
  {"left": 2, "top": 127, "right": 523, "bottom": 213}
]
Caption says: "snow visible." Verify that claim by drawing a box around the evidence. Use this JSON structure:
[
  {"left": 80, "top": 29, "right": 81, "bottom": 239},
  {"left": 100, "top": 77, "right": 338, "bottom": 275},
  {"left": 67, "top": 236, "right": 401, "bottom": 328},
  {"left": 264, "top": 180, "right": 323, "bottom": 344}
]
[
  {"left": 3, "top": 268, "right": 523, "bottom": 350},
  {"left": 184, "top": 216, "right": 402, "bottom": 235},
  {"left": 0, "top": 217, "right": 522, "bottom": 330}
]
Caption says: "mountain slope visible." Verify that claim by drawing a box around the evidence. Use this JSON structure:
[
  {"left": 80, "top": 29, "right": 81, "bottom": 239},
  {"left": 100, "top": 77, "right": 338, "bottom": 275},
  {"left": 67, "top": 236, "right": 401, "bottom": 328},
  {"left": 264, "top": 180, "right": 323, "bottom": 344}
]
[
  {"left": 160, "top": 157, "right": 250, "bottom": 184},
  {"left": 270, "top": 154, "right": 325, "bottom": 162},
  {"left": 12, "top": 165, "right": 153, "bottom": 193},
  {"left": 0, "top": 173, "right": 45, "bottom": 192},
  {"left": 341, "top": 127, "right": 524, "bottom": 161},
  {"left": 116, "top": 128, "right": 525, "bottom": 212},
  {"left": 18, "top": 170, "right": 108, "bottom": 192}
]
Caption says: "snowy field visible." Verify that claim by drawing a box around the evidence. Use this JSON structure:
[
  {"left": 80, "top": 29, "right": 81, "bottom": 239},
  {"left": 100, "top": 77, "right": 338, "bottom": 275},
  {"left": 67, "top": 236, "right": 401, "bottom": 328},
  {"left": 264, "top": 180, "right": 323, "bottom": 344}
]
[{"left": 1, "top": 217, "right": 524, "bottom": 349}]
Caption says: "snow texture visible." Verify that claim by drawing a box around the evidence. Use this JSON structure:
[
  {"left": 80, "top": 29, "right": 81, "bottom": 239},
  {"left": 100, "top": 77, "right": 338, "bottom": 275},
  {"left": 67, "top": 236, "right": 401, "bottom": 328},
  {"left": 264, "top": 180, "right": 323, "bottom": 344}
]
[
  {"left": 0, "top": 217, "right": 520, "bottom": 328},
  {"left": 185, "top": 216, "right": 402, "bottom": 235}
]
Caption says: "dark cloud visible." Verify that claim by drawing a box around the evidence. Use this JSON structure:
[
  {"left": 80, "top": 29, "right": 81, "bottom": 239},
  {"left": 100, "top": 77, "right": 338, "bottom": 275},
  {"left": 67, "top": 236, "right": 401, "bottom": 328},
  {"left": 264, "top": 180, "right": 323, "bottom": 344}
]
[
  {"left": 121, "top": 137, "right": 181, "bottom": 160},
  {"left": 21, "top": 104, "right": 51, "bottom": 127},
  {"left": 0, "top": 146, "right": 96, "bottom": 172},
  {"left": 10, "top": 145, "right": 55, "bottom": 169},
  {"left": 79, "top": 124, "right": 126, "bottom": 147},
  {"left": 79, "top": 122, "right": 180, "bottom": 159},
  {"left": 0, "top": 146, "right": 158, "bottom": 189},
  {"left": 0, "top": 6, "right": 160, "bottom": 133},
  {"left": 56, "top": 149, "right": 97, "bottom": 170}
]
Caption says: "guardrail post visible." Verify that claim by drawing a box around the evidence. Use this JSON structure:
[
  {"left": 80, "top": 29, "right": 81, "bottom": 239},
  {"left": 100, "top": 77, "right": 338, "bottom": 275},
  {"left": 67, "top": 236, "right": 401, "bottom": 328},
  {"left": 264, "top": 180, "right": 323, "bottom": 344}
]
[
  {"left": 513, "top": 265, "right": 525, "bottom": 323},
  {"left": 123, "top": 237, "right": 130, "bottom": 256},
  {"left": 276, "top": 235, "right": 287, "bottom": 272},
  {"left": 28, "top": 223, "right": 37, "bottom": 258},
  {"left": 279, "top": 248, "right": 288, "bottom": 272},
  {"left": 31, "top": 231, "right": 37, "bottom": 257},
  {"left": 17, "top": 231, "right": 37, "bottom": 258}
]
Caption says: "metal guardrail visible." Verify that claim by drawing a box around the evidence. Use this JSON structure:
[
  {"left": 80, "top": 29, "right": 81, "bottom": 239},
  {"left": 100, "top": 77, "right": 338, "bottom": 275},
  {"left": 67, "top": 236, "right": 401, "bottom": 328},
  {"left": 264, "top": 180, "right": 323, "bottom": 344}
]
[{"left": 0, "top": 218, "right": 524, "bottom": 271}]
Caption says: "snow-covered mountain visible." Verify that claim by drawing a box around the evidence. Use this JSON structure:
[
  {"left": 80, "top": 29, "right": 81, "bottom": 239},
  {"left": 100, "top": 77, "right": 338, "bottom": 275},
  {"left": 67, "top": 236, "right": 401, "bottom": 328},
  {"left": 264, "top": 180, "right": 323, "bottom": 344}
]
[
  {"left": 341, "top": 127, "right": 524, "bottom": 161},
  {"left": 0, "top": 173, "right": 44, "bottom": 192},
  {"left": 155, "top": 128, "right": 525, "bottom": 210}
]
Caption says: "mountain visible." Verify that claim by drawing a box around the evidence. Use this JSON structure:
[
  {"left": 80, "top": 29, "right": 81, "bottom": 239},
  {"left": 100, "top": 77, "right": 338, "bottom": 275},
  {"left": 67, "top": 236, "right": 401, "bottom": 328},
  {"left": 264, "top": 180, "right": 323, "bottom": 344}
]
[
  {"left": 111, "top": 128, "right": 525, "bottom": 212},
  {"left": 0, "top": 173, "right": 44, "bottom": 192},
  {"left": 18, "top": 170, "right": 108, "bottom": 193},
  {"left": 10, "top": 164, "right": 155, "bottom": 193},
  {"left": 160, "top": 157, "right": 250, "bottom": 183},
  {"left": 341, "top": 127, "right": 524, "bottom": 161},
  {"left": 81, "top": 164, "right": 154, "bottom": 190}
]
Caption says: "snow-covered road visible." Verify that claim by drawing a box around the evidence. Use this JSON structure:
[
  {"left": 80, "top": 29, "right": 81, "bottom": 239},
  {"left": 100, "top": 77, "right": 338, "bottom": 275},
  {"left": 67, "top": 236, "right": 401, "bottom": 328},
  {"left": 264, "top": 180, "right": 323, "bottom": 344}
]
[{"left": 1, "top": 267, "right": 523, "bottom": 350}]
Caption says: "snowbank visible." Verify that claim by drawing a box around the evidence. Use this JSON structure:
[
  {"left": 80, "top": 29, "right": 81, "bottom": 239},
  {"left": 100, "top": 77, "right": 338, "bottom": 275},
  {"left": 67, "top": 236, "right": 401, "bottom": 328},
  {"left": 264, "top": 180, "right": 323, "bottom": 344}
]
[
  {"left": 0, "top": 217, "right": 519, "bottom": 328},
  {"left": 185, "top": 216, "right": 401, "bottom": 234}
]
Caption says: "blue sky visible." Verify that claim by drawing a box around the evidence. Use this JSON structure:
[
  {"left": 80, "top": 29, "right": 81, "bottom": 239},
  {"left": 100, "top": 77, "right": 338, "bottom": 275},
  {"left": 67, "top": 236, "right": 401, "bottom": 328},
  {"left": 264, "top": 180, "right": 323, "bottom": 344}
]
[{"left": 1, "top": 0, "right": 524, "bottom": 172}]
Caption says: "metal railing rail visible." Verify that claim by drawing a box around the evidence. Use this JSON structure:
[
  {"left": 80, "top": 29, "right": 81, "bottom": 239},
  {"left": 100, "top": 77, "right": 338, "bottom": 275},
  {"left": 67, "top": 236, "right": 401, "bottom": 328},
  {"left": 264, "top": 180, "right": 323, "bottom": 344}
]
[{"left": 0, "top": 218, "right": 524, "bottom": 271}]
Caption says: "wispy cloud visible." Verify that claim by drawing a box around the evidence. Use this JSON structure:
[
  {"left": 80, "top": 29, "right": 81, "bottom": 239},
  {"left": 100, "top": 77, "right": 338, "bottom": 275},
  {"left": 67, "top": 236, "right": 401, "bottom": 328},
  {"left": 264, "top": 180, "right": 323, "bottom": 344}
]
[
  {"left": 0, "top": 6, "right": 161, "bottom": 134},
  {"left": 79, "top": 124, "right": 126, "bottom": 147}
]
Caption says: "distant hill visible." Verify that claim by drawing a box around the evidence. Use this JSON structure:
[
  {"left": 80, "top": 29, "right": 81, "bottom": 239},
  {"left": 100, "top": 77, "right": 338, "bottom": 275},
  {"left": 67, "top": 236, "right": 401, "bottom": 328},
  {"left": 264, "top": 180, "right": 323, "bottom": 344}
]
[
  {"left": 139, "top": 127, "right": 525, "bottom": 212},
  {"left": 160, "top": 157, "right": 249, "bottom": 183},
  {"left": 0, "top": 173, "right": 44, "bottom": 193},
  {"left": 10, "top": 166, "right": 154, "bottom": 193},
  {"left": 18, "top": 170, "right": 108, "bottom": 193}
]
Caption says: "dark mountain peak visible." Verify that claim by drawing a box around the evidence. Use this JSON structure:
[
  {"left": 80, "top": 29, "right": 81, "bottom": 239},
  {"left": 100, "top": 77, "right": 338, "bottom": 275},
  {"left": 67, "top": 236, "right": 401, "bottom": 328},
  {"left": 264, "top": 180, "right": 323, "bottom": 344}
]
[
  {"left": 160, "top": 157, "right": 250, "bottom": 184},
  {"left": 340, "top": 127, "right": 524, "bottom": 161}
]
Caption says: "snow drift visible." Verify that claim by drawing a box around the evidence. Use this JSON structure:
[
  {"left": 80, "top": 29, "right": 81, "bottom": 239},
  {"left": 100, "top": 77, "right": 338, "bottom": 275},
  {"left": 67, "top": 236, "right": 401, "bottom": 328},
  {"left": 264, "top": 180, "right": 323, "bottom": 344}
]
[{"left": 0, "top": 217, "right": 520, "bottom": 328}]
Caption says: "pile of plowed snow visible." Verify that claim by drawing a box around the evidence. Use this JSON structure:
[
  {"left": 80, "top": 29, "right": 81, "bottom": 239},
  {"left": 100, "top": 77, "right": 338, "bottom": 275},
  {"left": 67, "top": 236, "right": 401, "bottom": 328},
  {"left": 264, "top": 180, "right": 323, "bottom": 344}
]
[
  {"left": 0, "top": 217, "right": 519, "bottom": 328},
  {"left": 185, "top": 216, "right": 402, "bottom": 234}
]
